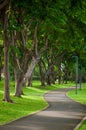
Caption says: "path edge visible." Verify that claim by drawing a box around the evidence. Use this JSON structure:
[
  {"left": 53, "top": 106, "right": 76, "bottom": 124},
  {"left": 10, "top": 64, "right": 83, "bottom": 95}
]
[
  {"left": 73, "top": 116, "right": 86, "bottom": 130},
  {"left": 66, "top": 88, "right": 86, "bottom": 130}
]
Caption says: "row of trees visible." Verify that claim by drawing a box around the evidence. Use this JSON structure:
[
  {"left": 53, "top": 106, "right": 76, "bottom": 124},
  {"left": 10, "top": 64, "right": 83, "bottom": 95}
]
[{"left": 0, "top": 0, "right": 86, "bottom": 102}]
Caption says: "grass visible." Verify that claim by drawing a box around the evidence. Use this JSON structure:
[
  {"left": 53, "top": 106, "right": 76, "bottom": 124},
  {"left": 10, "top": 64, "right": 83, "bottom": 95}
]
[
  {"left": 67, "top": 83, "right": 86, "bottom": 130},
  {"left": 0, "top": 80, "right": 73, "bottom": 125},
  {"left": 1, "top": 80, "right": 86, "bottom": 129}
]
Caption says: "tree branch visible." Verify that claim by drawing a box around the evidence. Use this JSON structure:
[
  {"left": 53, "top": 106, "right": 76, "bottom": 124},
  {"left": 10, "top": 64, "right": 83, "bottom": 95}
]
[
  {"left": 39, "top": 35, "right": 48, "bottom": 55},
  {"left": 33, "top": 24, "right": 38, "bottom": 57}
]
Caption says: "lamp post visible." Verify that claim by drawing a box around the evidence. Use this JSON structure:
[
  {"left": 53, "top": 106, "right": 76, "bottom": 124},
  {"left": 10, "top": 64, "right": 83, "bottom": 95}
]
[
  {"left": 79, "top": 64, "right": 82, "bottom": 90},
  {"left": 72, "top": 56, "right": 78, "bottom": 94}
]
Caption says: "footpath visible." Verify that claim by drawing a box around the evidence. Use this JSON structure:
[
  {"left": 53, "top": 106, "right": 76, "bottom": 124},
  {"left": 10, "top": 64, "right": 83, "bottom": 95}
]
[{"left": 0, "top": 88, "right": 86, "bottom": 130}]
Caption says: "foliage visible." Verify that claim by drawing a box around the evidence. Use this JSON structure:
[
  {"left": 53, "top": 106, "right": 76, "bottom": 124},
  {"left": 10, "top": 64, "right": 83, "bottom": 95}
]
[{"left": 0, "top": 0, "right": 86, "bottom": 101}]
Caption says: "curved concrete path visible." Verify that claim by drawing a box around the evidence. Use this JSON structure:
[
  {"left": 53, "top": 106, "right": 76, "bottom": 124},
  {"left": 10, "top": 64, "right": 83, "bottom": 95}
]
[{"left": 0, "top": 88, "right": 86, "bottom": 130}]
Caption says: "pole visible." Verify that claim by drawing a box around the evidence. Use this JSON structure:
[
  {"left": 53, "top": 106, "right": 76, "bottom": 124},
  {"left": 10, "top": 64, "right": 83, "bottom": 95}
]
[
  {"left": 72, "top": 56, "right": 78, "bottom": 94},
  {"left": 79, "top": 64, "right": 82, "bottom": 90},
  {"left": 75, "top": 56, "right": 78, "bottom": 94}
]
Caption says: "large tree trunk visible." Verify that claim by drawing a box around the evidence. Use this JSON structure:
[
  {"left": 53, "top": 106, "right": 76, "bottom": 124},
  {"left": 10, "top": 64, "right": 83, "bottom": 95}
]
[
  {"left": 14, "top": 71, "right": 24, "bottom": 97},
  {"left": 14, "top": 51, "right": 29, "bottom": 96},
  {"left": 3, "top": 44, "right": 12, "bottom": 102},
  {"left": 28, "top": 73, "right": 33, "bottom": 87},
  {"left": 14, "top": 23, "right": 48, "bottom": 96},
  {"left": 1, "top": 3, "right": 12, "bottom": 102},
  {"left": 22, "top": 56, "right": 39, "bottom": 85},
  {"left": 14, "top": 56, "right": 39, "bottom": 97},
  {"left": 0, "top": 47, "right": 2, "bottom": 81},
  {"left": 3, "top": 32, "right": 12, "bottom": 102},
  {"left": 47, "top": 75, "right": 51, "bottom": 85}
]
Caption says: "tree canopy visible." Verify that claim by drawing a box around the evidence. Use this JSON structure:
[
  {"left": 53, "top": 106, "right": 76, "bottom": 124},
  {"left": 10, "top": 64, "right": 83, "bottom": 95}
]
[{"left": 0, "top": 0, "right": 86, "bottom": 102}]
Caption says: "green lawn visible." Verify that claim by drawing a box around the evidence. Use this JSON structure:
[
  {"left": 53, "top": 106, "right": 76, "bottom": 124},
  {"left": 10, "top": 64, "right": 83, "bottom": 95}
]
[
  {"left": 0, "top": 80, "right": 73, "bottom": 125},
  {"left": 0, "top": 80, "right": 86, "bottom": 129},
  {"left": 67, "top": 83, "right": 86, "bottom": 130}
]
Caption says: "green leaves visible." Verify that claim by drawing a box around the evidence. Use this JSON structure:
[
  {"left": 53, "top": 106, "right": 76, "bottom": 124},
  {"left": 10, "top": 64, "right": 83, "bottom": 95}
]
[
  {"left": 10, "top": 45, "right": 23, "bottom": 58},
  {"left": 68, "top": 0, "right": 86, "bottom": 24}
]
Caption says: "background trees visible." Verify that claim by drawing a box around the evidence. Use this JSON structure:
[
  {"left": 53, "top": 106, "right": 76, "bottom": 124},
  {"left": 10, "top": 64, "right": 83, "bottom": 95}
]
[{"left": 0, "top": 0, "right": 86, "bottom": 102}]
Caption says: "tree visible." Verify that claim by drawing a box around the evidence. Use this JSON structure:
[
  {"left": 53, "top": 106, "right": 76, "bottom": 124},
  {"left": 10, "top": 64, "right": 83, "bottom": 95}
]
[
  {"left": 0, "top": 0, "right": 86, "bottom": 100},
  {"left": 0, "top": 0, "right": 13, "bottom": 102},
  {"left": 38, "top": 58, "right": 46, "bottom": 86},
  {"left": 0, "top": 45, "right": 3, "bottom": 81}
]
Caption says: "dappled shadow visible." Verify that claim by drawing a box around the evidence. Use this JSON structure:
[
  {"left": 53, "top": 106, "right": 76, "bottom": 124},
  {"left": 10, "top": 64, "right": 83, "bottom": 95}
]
[
  {"left": 0, "top": 113, "right": 83, "bottom": 130},
  {"left": 0, "top": 88, "right": 86, "bottom": 130},
  {"left": 0, "top": 113, "right": 81, "bottom": 130}
]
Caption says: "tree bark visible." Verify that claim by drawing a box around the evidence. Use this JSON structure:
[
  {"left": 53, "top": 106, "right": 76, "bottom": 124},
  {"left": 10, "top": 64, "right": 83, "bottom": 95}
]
[
  {"left": 14, "top": 69, "right": 24, "bottom": 97},
  {"left": 3, "top": 42, "right": 12, "bottom": 102},
  {"left": 47, "top": 75, "right": 51, "bottom": 85},
  {"left": 51, "top": 65, "right": 55, "bottom": 84},
  {"left": 22, "top": 56, "right": 39, "bottom": 85},
  {"left": 14, "top": 77, "right": 24, "bottom": 97},
  {"left": 46, "top": 60, "right": 52, "bottom": 86},
  {"left": 0, "top": 47, "right": 2, "bottom": 81},
  {"left": 14, "top": 23, "right": 48, "bottom": 96},
  {"left": 28, "top": 73, "right": 33, "bottom": 87},
  {"left": 38, "top": 61, "right": 46, "bottom": 86},
  {"left": 10, "top": 30, "right": 29, "bottom": 96},
  {"left": 1, "top": 4, "right": 12, "bottom": 102},
  {"left": 58, "top": 62, "right": 61, "bottom": 84},
  {"left": 64, "top": 70, "right": 68, "bottom": 84},
  {"left": 14, "top": 56, "right": 39, "bottom": 96},
  {"left": 3, "top": 45, "right": 11, "bottom": 101}
]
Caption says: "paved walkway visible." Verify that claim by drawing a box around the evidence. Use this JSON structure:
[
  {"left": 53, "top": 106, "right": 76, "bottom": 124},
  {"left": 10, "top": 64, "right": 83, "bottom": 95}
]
[{"left": 0, "top": 88, "right": 86, "bottom": 130}]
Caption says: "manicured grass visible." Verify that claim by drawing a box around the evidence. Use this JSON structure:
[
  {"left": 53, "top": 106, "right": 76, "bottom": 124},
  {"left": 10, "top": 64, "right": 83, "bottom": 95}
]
[
  {"left": 0, "top": 80, "right": 73, "bottom": 125},
  {"left": 67, "top": 83, "right": 86, "bottom": 130},
  {"left": 78, "top": 120, "right": 86, "bottom": 130}
]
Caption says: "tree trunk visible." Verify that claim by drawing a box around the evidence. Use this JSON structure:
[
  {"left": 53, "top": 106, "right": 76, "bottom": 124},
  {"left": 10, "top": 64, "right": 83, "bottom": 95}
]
[
  {"left": 0, "top": 47, "right": 2, "bottom": 81},
  {"left": 14, "top": 80, "right": 24, "bottom": 97},
  {"left": 64, "top": 71, "right": 68, "bottom": 84},
  {"left": 28, "top": 73, "right": 33, "bottom": 87},
  {"left": 38, "top": 61, "right": 46, "bottom": 87},
  {"left": 46, "top": 60, "right": 52, "bottom": 86},
  {"left": 14, "top": 56, "right": 39, "bottom": 97},
  {"left": 14, "top": 71, "right": 24, "bottom": 97},
  {"left": 22, "top": 56, "right": 39, "bottom": 85},
  {"left": 47, "top": 75, "right": 51, "bottom": 85},
  {"left": 58, "top": 62, "right": 61, "bottom": 84},
  {"left": 14, "top": 68, "right": 18, "bottom": 88},
  {"left": 3, "top": 44, "right": 12, "bottom": 102},
  {"left": 14, "top": 23, "right": 48, "bottom": 96},
  {"left": 51, "top": 65, "right": 55, "bottom": 84},
  {"left": 2, "top": 5, "right": 12, "bottom": 102}
]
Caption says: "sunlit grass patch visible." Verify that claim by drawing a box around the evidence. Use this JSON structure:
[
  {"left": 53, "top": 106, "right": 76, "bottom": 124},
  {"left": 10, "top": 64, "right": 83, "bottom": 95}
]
[
  {"left": 0, "top": 80, "right": 74, "bottom": 125},
  {"left": 67, "top": 83, "right": 86, "bottom": 105},
  {"left": 67, "top": 83, "right": 86, "bottom": 130}
]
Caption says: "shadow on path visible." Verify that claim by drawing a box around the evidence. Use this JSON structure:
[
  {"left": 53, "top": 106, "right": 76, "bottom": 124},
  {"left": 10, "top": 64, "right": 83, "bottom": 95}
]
[{"left": 0, "top": 88, "right": 86, "bottom": 130}]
